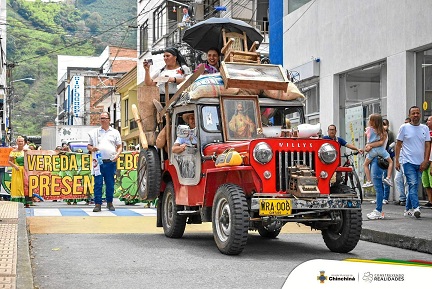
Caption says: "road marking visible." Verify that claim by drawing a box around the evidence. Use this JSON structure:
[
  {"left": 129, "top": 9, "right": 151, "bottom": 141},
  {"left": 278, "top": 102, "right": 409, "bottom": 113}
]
[{"left": 26, "top": 208, "right": 157, "bottom": 217}]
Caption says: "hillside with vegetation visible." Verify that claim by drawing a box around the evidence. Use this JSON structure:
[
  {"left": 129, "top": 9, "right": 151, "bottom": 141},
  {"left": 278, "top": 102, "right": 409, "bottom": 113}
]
[{"left": 6, "top": 0, "right": 137, "bottom": 138}]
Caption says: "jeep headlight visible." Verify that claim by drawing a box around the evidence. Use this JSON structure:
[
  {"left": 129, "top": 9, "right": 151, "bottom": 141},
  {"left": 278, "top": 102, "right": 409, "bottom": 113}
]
[
  {"left": 318, "top": 143, "right": 338, "bottom": 164},
  {"left": 253, "top": 142, "right": 273, "bottom": 164}
]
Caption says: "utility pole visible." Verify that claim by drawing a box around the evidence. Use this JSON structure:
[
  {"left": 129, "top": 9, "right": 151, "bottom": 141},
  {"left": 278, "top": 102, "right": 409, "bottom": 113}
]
[{"left": 5, "top": 62, "right": 15, "bottom": 146}]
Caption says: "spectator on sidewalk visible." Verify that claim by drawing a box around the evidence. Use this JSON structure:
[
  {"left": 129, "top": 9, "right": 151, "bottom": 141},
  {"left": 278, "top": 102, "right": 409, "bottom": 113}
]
[
  {"left": 323, "top": 124, "right": 363, "bottom": 154},
  {"left": 382, "top": 118, "right": 395, "bottom": 204},
  {"left": 362, "top": 114, "right": 393, "bottom": 190},
  {"left": 394, "top": 117, "right": 411, "bottom": 206},
  {"left": 395, "top": 106, "right": 431, "bottom": 218},
  {"left": 8, "top": 136, "right": 32, "bottom": 207},
  {"left": 421, "top": 115, "right": 432, "bottom": 207}
]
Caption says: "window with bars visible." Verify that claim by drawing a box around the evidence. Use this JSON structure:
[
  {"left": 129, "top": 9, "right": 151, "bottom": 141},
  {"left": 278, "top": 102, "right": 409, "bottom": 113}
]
[
  {"left": 124, "top": 99, "right": 129, "bottom": 127},
  {"left": 153, "top": 3, "right": 166, "bottom": 41},
  {"left": 139, "top": 20, "right": 149, "bottom": 55}
]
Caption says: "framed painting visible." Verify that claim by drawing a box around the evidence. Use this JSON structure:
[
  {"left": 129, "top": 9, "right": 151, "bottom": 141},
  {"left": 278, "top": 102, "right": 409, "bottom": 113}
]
[
  {"left": 220, "top": 62, "right": 289, "bottom": 91},
  {"left": 220, "top": 96, "right": 262, "bottom": 141}
]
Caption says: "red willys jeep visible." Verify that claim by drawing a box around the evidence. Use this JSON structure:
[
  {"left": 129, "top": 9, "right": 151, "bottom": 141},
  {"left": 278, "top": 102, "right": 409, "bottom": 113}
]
[{"left": 135, "top": 65, "right": 362, "bottom": 255}]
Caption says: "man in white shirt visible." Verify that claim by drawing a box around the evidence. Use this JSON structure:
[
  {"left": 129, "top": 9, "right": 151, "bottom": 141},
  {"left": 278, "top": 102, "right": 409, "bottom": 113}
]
[
  {"left": 87, "top": 112, "right": 122, "bottom": 212},
  {"left": 395, "top": 106, "right": 431, "bottom": 218}
]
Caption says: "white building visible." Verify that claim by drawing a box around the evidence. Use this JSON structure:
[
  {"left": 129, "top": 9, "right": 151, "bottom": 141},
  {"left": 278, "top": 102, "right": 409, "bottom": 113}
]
[
  {"left": 282, "top": 0, "right": 432, "bottom": 198},
  {"left": 283, "top": 0, "right": 432, "bottom": 143}
]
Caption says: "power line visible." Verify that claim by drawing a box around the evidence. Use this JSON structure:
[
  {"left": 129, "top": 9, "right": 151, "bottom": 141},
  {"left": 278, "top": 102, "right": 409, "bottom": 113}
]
[{"left": 282, "top": 0, "right": 317, "bottom": 34}]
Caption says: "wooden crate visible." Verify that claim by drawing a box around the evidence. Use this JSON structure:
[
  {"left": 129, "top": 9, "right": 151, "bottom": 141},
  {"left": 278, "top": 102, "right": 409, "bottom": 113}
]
[
  {"left": 137, "top": 85, "right": 159, "bottom": 132},
  {"left": 220, "top": 62, "right": 289, "bottom": 91}
]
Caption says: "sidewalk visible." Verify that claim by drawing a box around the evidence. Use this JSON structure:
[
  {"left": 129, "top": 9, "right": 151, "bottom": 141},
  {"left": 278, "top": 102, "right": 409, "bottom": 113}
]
[
  {"left": 0, "top": 201, "right": 33, "bottom": 289},
  {"left": 361, "top": 198, "right": 432, "bottom": 254}
]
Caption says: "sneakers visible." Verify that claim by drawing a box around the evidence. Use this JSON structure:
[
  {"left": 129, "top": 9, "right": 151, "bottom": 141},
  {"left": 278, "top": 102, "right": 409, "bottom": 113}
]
[
  {"left": 413, "top": 207, "right": 421, "bottom": 218},
  {"left": 424, "top": 202, "right": 432, "bottom": 208},
  {"left": 362, "top": 181, "right": 374, "bottom": 188},
  {"left": 403, "top": 210, "right": 413, "bottom": 217},
  {"left": 382, "top": 199, "right": 389, "bottom": 204},
  {"left": 93, "top": 204, "right": 102, "bottom": 212},
  {"left": 367, "top": 210, "right": 384, "bottom": 220},
  {"left": 394, "top": 200, "right": 406, "bottom": 206},
  {"left": 383, "top": 178, "right": 393, "bottom": 187}
]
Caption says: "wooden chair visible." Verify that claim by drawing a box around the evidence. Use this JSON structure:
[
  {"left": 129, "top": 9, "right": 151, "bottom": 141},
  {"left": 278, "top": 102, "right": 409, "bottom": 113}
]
[{"left": 221, "top": 29, "right": 260, "bottom": 64}]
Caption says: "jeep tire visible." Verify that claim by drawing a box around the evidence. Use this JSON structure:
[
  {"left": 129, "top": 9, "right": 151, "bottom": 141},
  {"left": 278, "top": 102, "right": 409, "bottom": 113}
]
[
  {"left": 212, "top": 184, "right": 249, "bottom": 255},
  {"left": 321, "top": 210, "right": 362, "bottom": 253},
  {"left": 137, "top": 146, "right": 161, "bottom": 200},
  {"left": 162, "top": 182, "right": 186, "bottom": 238}
]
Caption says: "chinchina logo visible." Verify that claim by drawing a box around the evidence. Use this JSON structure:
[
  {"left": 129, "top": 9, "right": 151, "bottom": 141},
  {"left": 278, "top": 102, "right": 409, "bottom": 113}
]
[
  {"left": 316, "top": 271, "right": 356, "bottom": 283},
  {"left": 317, "top": 271, "right": 327, "bottom": 284}
]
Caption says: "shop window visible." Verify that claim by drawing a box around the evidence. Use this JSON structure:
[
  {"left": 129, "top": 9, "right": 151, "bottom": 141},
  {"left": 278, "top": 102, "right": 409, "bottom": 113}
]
[
  {"left": 303, "top": 83, "right": 319, "bottom": 125},
  {"left": 418, "top": 48, "right": 432, "bottom": 118}
]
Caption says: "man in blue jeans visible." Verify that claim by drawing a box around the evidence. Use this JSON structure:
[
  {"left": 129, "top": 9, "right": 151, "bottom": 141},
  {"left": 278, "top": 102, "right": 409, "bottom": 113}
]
[
  {"left": 87, "top": 112, "right": 122, "bottom": 212},
  {"left": 395, "top": 106, "right": 430, "bottom": 218}
]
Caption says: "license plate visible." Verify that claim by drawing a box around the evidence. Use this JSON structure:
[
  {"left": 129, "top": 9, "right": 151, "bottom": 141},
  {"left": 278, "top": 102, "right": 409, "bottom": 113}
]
[{"left": 259, "top": 199, "right": 292, "bottom": 216}]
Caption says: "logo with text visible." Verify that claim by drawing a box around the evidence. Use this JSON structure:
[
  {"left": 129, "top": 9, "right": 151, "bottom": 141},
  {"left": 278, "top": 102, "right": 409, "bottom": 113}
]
[{"left": 317, "top": 271, "right": 356, "bottom": 283}]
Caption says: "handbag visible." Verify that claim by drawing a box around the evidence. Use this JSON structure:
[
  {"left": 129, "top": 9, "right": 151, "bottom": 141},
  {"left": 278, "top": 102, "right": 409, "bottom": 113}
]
[{"left": 377, "top": 156, "right": 389, "bottom": 170}]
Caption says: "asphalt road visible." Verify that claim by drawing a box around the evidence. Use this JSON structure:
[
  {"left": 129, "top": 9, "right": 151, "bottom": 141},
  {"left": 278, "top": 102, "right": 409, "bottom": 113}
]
[{"left": 29, "top": 214, "right": 432, "bottom": 289}]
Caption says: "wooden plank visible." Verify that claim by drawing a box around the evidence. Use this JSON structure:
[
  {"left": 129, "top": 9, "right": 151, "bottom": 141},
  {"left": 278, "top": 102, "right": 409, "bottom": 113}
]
[{"left": 131, "top": 104, "right": 148, "bottom": 149}]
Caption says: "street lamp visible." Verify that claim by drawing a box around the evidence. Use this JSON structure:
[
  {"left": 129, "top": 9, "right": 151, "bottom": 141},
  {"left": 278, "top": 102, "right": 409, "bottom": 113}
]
[{"left": 6, "top": 77, "right": 35, "bottom": 146}]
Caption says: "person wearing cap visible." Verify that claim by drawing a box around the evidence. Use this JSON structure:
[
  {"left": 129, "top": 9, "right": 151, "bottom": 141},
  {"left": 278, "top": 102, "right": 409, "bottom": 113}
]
[
  {"left": 143, "top": 47, "right": 191, "bottom": 104},
  {"left": 172, "top": 112, "right": 196, "bottom": 154}
]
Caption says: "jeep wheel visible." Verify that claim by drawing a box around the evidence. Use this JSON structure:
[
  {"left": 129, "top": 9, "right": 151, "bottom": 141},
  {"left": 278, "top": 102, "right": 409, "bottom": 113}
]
[
  {"left": 137, "top": 147, "right": 161, "bottom": 200},
  {"left": 256, "top": 223, "right": 281, "bottom": 239},
  {"left": 162, "top": 182, "right": 186, "bottom": 238},
  {"left": 321, "top": 210, "right": 362, "bottom": 253},
  {"left": 212, "top": 184, "right": 249, "bottom": 255}
]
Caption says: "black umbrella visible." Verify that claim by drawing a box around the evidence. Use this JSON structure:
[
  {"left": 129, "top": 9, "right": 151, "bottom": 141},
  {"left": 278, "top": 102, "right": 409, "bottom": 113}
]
[{"left": 182, "top": 17, "right": 264, "bottom": 53}]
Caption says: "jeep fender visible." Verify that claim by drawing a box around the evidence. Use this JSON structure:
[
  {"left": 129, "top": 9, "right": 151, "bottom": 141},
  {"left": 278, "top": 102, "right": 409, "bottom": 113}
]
[{"left": 202, "top": 166, "right": 263, "bottom": 207}]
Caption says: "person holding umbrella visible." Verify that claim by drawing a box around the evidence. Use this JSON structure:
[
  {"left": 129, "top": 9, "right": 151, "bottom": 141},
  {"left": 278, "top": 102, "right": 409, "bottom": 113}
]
[
  {"left": 194, "top": 47, "right": 220, "bottom": 74},
  {"left": 143, "top": 47, "right": 191, "bottom": 104}
]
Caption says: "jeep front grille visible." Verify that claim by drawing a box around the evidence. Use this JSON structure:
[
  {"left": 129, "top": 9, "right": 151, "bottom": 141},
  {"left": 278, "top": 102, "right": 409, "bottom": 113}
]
[{"left": 275, "top": 151, "right": 315, "bottom": 191}]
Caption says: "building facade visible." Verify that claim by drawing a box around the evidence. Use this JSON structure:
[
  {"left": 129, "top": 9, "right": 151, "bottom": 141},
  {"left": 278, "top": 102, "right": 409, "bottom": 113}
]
[
  {"left": 56, "top": 46, "right": 137, "bottom": 129},
  {"left": 281, "top": 0, "right": 432, "bottom": 199}
]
